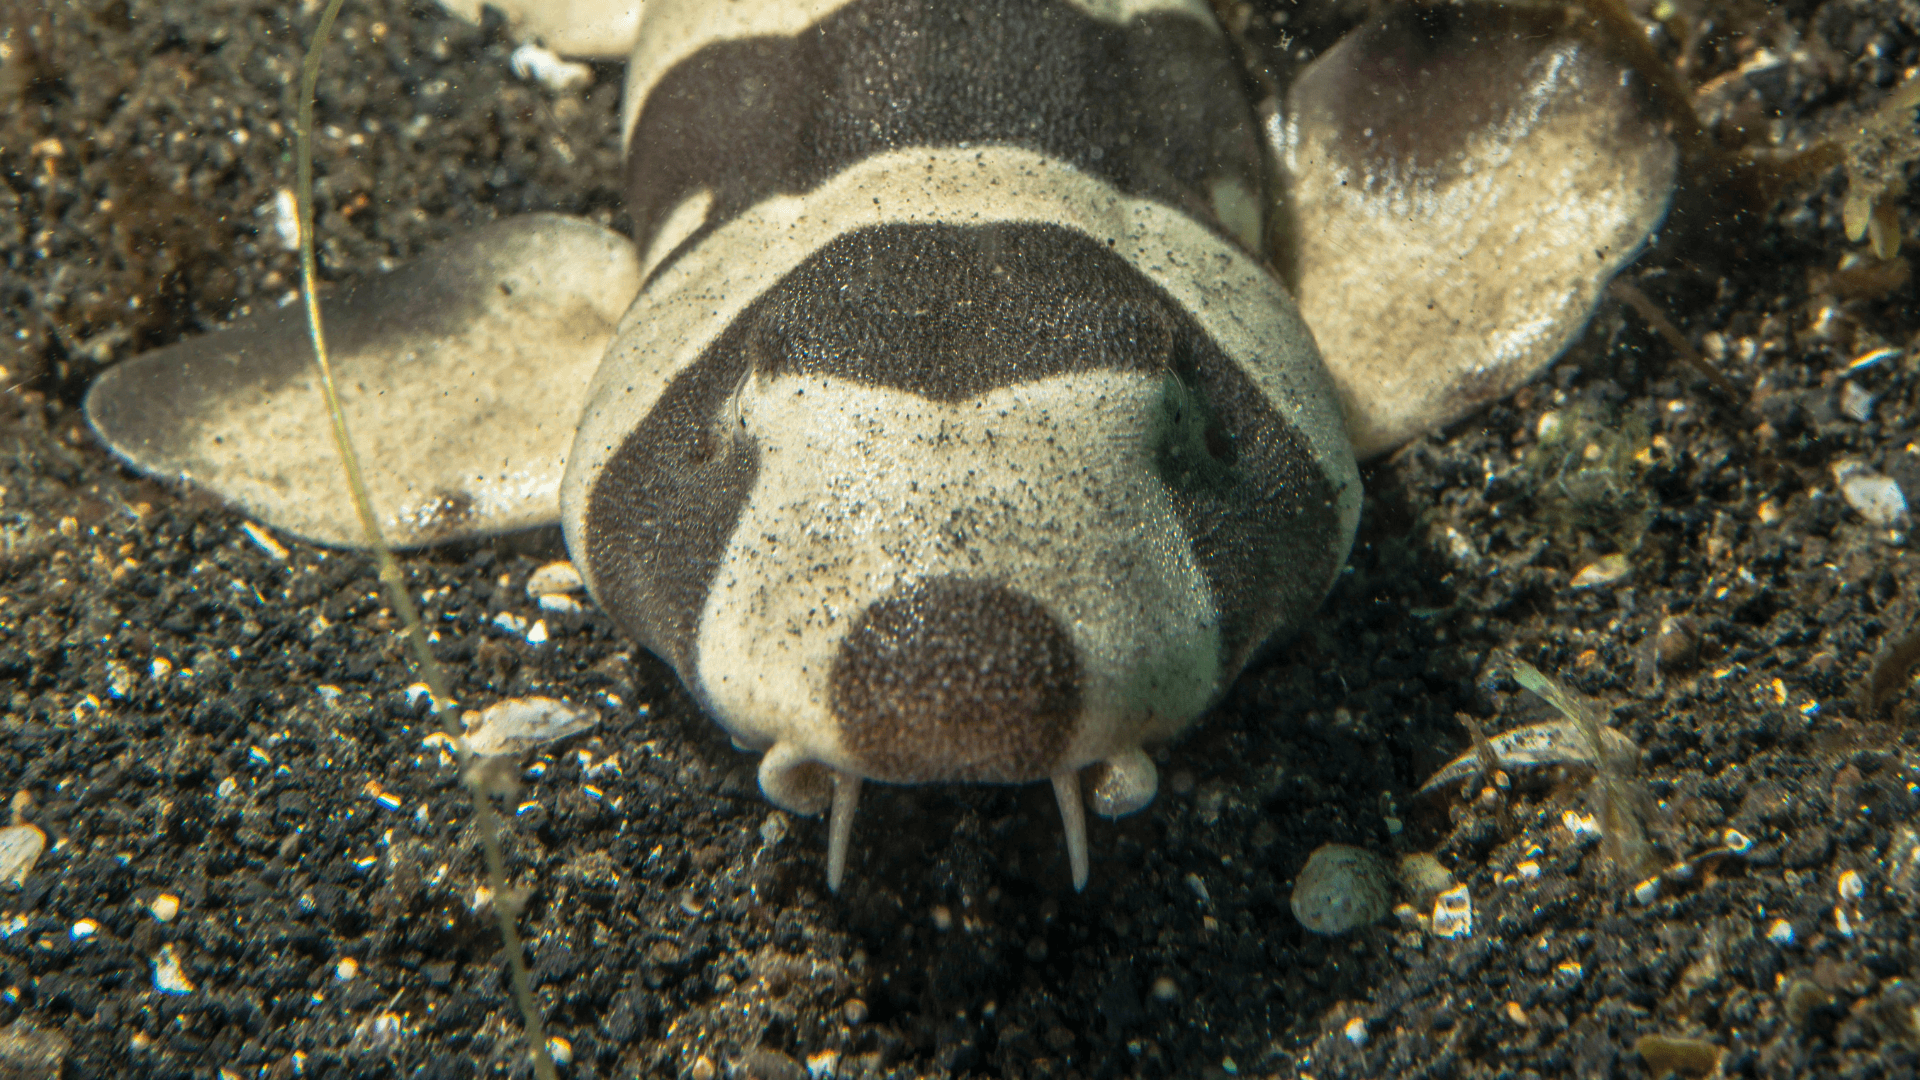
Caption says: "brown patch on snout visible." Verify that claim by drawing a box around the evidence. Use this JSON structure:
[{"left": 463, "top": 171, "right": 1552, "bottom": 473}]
[{"left": 830, "top": 577, "right": 1082, "bottom": 785}]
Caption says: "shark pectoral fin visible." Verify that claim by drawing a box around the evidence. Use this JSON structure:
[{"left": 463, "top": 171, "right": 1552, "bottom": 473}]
[
  {"left": 1268, "top": 3, "right": 1679, "bottom": 459},
  {"left": 85, "top": 214, "right": 641, "bottom": 549},
  {"left": 432, "top": 0, "right": 641, "bottom": 58}
]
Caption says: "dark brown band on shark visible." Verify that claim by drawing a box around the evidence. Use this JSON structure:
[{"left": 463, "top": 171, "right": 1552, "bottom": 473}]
[
  {"left": 581, "top": 342, "right": 759, "bottom": 671},
  {"left": 1152, "top": 335, "right": 1349, "bottom": 671},
  {"left": 830, "top": 576, "right": 1082, "bottom": 784},
  {"left": 732, "top": 222, "right": 1179, "bottom": 401},
  {"left": 624, "top": 0, "right": 1263, "bottom": 275}
]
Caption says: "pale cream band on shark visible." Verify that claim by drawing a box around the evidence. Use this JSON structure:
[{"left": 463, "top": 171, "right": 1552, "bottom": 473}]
[
  {"left": 562, "top": 144, "right": 1361, "bottom": 583},
  {"left": 617, "top": 0, "right": 1220, "bottom": 154},
  {"left": 639, "top": 189, "right": 715, "bottom": 281},
  {"left": 689, "top": 369, "right": 1225, "bottom": 784}
]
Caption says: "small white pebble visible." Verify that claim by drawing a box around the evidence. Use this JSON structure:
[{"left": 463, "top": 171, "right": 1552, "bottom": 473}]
[
  {"left": 105, "top": 661, "right": 136, "bottom": 700},
  {"left": 148, "top": 894, "right": 180, "bottom": 923},
  {"left": 1840, "top": 381, "right": 1875, "bottom": 422},
  {"left": 335, "top": 957, "right": 359, "bottom": 980},
  {"left": 525, "top": 561, "right": 584, "bottom": 598},
  {"left": 1766, "top": 918, "right": 1794, "bottom": 945},
  {"left": 1837, "top": 869, "right": 1865, "bottom": 900},
  {"left": 1562, "top": 810, "right": 1600, "bottom": 839},
  {"left": 510, "top": 43, "right": 594, "bottom": 93},
  {"left": 525, "top": 619, "right": 549, "bottom": 645},
  {"left": 1343, "top": 1017, "right": 1368, "bottom": 1046},
  {"left": 546, "top": 1036, "right": 572, "bottom": 1067},
  {"left": 1515, "top": 861, "right": 1541, "bottom": 881},
  {"left": 1186, "top": 873, "right": 1211, "bottom": 906},
  {"left": 931, "top": 906, "right": 954, "bottom": 932},
  {"left": 1836, "top": 905, "right": 1857, "bottom": 938},
  {"left": 1431, "top": 885, "right": 1473, "bottom": 938},
  {"left": 1632, "top": 877, "right": 1662, "bottom": 905},
  {"left": 492, "top": 612, "right": 528, "bottom": 635},
  {"left": 1570, "top": 553, "right": 1632, "bottom": 588},
  {"left": 537, "top": 593, "right": 583, "bottom": 614},
  {"left": 1150, "top": 976, "right": 1179, "bottom": 1002},
  {"left": 1848, "top": 346, "right": 1901, "bottom": 371},
  {"left": 70, "top": 919, "right": 98, "bottom": 941},
  {"left": 148, "top": 656, "right": 173, "bottom": 681},
  {"left": 806, "top": 1050, "right": 840, "bottom": 1080},
  {"left": 153, "top": 944, "right": 195, "bottom": 994},
  {"left": 0, "top": 824, "right": 47, "bottom": 887},
  {"left": 241, "top": 521, "right": 289, "bottom": 561},
  {"left": 262, "top": 188, "right": 301, "bottom": 251},
  {"left": 759, "top": 813, "right": 789, "bottom": 847},
  {"left": 1723, "top": 829, "right": 1753, "bottom": 854},
  {"left": 1833, "top": 462, "right": 1909, "bottom": 526}
]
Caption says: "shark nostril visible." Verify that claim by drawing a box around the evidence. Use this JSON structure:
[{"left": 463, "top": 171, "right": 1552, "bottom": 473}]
[{"left": 829, "top": 577, "right": 1082, "bottom": 785}]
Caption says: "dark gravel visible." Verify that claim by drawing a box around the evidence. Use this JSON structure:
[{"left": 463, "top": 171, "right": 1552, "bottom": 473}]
[{"left": 2, "top": 0, "right": 1919, "bottom": 1077}]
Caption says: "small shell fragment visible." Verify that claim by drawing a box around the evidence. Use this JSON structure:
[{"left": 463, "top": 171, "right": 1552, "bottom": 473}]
[
  {"left": 1419, "top": 721, "right": 1641, "bottom": 795},
  {"left": 1291, "top": 844, "right": 1395, "bottom": 935},
  {"left": 461, "top": 697, "right": 598, "bottom": 758},
  {"left": 1833, "top": 461, "right": 1910, "bottom": 526},
  {"left": 0, "top": 824, "right": 47, "bottom": 888},
  {"left": 1570, "top": 553, "right": 1632, "bottom": 588},
  {"left": 509, "top": 43, "right": 593, "bottom": 93},
  {"left": 1431, "top": 885, "right": 1473, "bottom": 938}
]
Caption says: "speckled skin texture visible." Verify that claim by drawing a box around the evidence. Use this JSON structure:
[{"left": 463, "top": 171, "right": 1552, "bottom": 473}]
[
  {"left": 9, "top": 0, "right": 1920, "bottom": 1075},
  {"left": 568, "top": 0, "right": 1358, "bottom": 804}
]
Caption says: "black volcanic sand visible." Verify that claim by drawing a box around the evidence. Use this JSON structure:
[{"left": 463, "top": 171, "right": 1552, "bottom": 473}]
[{"left": 2, "top": 0, "right": 1919, "bottom": 1077}]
